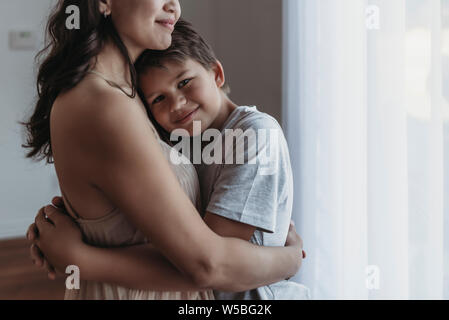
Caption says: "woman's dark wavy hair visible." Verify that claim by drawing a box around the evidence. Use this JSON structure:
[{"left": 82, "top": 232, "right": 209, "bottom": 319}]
[{"left": 22, "top": 0, "right": 139, "bottom": 164}]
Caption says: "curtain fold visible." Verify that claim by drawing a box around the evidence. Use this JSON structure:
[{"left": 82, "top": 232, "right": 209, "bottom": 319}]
[
  {"left": 283, "top": 0, "right": 448, "bottom": 299},
  {"left": 366, "top": 0, "right": 410, "bottom": 299}
]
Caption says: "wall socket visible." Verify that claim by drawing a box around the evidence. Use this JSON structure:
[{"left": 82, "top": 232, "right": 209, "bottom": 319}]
[{"left": 9, "top": 31, "right": 37, "bottom": 51}]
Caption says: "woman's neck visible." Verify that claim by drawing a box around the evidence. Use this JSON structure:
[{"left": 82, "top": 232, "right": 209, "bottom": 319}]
[{"left": 92, "top": 40, "right": 143, "bottom": 88}]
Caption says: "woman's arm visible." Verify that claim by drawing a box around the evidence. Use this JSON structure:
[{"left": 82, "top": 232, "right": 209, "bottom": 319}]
[
  {"left": 36, "top": 91, "right": 301, "bottom": 292},
  {"left": 31, "top": 204, "right": 303, "bottom": 292},
  {"left": 28, "top": 205, "right": 202, "bottom": 291},
  {"left": 79, "top": 234, "right": 302, "bottom": 293}
]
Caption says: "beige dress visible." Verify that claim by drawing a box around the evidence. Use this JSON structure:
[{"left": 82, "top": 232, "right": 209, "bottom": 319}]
[{"left": 64, "top": 122, "right": 215, "bottom": 300}]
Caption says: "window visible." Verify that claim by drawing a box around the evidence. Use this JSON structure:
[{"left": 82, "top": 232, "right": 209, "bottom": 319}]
[{"left": 283, "top": 0, "right": 449, "bottom": 299}]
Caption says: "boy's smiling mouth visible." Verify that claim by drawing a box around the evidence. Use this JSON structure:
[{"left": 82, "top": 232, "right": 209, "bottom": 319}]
[{"left": 174, "top": 106, "right": 200, "bottom": 124}]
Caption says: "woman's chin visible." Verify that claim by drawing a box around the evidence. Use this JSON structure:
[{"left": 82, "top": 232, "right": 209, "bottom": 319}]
[{"left": 152, "top": 37, "right": 172, "bottom": 51}]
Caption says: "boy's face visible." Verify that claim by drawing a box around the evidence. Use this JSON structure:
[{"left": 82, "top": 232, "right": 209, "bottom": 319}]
[{"left": 140, "top": 58, "right": 225, "bottom": 136}]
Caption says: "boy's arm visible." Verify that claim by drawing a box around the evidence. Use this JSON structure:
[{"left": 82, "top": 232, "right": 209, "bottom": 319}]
[
  {"left": 204, "top": 114, "right": 289, "bottom": 237},
  {"left": 203, "top": 212, "right": 256, "bottom": 241}
]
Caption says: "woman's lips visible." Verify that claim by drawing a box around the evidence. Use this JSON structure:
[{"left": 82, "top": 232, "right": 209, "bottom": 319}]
[
  {"left": 175, "top": 107, "right": 200, "bottom": 125},
  {"left": 156, "top": 19, "right": 175, "bottom": 31}
]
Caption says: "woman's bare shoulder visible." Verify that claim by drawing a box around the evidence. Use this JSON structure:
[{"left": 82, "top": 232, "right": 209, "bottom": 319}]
[
  {"left": 51, "top": 77, "right": 148, "bottom": 140},
  {"left": 50, "top": 76, "right": 156, "bottom": 170},
  {"left": 53, "top": 77, "right": 139, "bottom": 120}
]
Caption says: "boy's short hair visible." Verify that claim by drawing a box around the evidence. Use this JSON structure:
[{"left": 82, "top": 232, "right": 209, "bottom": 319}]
[{"left": 135, "top": 19, "right": 231, "bottom": 95}]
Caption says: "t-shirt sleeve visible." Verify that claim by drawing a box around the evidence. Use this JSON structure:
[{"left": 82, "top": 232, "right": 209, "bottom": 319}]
[{"left": 206, "top": 114, "right": 292, "bottom": 233}]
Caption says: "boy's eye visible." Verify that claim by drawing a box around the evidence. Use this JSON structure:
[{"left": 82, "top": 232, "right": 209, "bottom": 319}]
[
  {"left": 178, "top": 78, "right": 192, "bottom": 89},
  {"left": 152, "top": 95, "right": 165, "bottom": 105}
]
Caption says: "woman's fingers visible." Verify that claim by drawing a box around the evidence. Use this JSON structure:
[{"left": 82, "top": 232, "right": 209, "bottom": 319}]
[
  {"left": 43, "top": 205, "right": 63, "bottom": 226},
  {"left": 287, "top": 221, "right": 306, "bottom": 262},
  {"left": 51, "top": 196, "right": 64, "bottom": 208},
  {"left": 289, "top": 220, "right": 297, "bottom": 234},
  {"left": 44, "top": 205, "right": 72, "bottom": 227},
  {"left": 30, "top": 243, "right": 57, "bottom": 279},
  {"left": 26, "top": 223, "right": 39, "bottom": 241},
  {"left": 298, "top": 234, "right": 303, "bottom": 249},
  {"left": 35, "top": 207, "right": 53, "bottom": 232},
  {"left": 30, "top": 243, "right": 44, "bottom": 267},
  {"left": 47, "top": 262, "right": 57, "bottom": 280},
  {"left": 48, "top": 270, "right": 57, "bottom": 280},
  {"left": 43, "top": 259, "right": 57, "bottom": 279}
]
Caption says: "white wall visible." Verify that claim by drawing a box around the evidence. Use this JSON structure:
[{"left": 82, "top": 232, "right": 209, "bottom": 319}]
[
  {"left": 0, "top": 0, "right": 59, "bottom": 239},
  {"left": 180, "top": 0, "right": 283, "bottom": 122}
]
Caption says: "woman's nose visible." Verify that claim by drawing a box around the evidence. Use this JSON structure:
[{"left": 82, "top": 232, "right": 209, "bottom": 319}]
[{"left": 164, "top": 0, "right": 180, "bottom": 14}]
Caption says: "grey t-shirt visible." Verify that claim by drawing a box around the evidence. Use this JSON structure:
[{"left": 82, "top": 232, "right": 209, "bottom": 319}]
[{"left": 196, "top": 106, "right": 310, "bottom": 300}]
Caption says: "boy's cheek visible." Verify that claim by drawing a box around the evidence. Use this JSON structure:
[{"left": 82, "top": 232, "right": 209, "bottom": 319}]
[{"left": 153, "top": 113, "right": 172, "bottom": 132}]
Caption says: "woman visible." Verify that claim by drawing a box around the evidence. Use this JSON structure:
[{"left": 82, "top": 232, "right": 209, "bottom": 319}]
[{"left": 23, "top": 0, "right": 303, "bottom": 299}]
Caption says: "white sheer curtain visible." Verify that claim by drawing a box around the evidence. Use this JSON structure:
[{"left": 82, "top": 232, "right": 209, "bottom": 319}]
[{"left": 283, "top": 0, "right": 449, "bottom": 299}]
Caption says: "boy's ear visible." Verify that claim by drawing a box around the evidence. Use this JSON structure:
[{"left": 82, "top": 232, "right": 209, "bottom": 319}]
[{"left": 212, "top": 60, "right": 226, "bottom": 89}]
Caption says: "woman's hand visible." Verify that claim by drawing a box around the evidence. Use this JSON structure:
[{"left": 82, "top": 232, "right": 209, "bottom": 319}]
[
  {"left": 26, "top": 196, "right": 84, "bottom": 278},
  {"left": 27, "top": 197, "right": 63, "bottom": 279},
  {"left": 285, "top": 220, "right": 306, "bottom": 268}
]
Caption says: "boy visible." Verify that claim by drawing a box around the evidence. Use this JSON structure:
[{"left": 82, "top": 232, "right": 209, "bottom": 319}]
[{"left": 135, "top": 20, "right": 310, "bottom": 300}]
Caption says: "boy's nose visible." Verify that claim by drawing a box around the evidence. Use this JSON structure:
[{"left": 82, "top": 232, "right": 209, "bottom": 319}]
[{"left": 170, "top": 95, "right": 187, "bottom": 112}]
